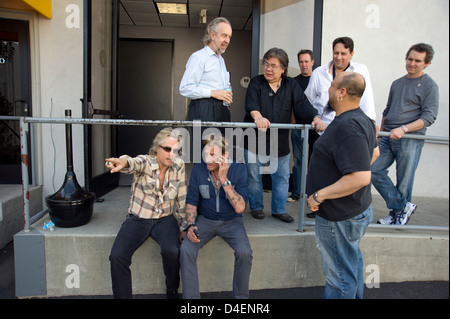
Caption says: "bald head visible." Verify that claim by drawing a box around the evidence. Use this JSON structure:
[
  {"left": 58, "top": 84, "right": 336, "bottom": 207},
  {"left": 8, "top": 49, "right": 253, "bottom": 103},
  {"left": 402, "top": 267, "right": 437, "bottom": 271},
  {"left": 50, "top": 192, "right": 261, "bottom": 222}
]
[
  {"left": 328, "top": 71, "right": 366, "bottom": 115},
  {"left": 334, "top": 72, "right": 366, "bottom": 98}
]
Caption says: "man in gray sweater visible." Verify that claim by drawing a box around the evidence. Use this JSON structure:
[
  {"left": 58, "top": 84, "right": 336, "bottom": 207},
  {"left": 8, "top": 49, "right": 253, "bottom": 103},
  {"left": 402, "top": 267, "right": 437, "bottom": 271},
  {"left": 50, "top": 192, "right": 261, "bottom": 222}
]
[{"left": 371, "top": 43, "right": 439, "bottom": 225}]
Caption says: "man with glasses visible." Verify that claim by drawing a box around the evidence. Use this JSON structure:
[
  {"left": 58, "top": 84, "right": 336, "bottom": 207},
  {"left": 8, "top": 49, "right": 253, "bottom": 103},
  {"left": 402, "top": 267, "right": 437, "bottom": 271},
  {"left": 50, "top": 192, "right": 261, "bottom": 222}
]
[
  {"left": 243, "top": 48, "right": 325, "bottom": 223},
  {"left": 106, "top": 127, "right": 187, "bottom": 299}
]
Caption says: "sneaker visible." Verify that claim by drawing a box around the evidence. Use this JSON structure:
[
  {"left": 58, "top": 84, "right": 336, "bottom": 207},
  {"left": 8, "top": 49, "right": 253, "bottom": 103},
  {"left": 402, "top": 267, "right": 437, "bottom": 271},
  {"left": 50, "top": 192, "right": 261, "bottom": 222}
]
[
  {"left": 377, "top": 213, "right": 396, "bottom": 225},
  {"left": 396, "top": 202, "right": 417, "bottom": 225},
  {"left": 287, "top": 195, "right": 300, "bottom": 202}
]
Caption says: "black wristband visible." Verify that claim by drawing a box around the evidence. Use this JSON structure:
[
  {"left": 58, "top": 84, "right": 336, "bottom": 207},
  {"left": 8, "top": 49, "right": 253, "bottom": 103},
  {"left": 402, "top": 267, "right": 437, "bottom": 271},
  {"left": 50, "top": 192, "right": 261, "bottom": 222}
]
[{"left": 184, "top": 223, "right": 196, "bottom": 232}]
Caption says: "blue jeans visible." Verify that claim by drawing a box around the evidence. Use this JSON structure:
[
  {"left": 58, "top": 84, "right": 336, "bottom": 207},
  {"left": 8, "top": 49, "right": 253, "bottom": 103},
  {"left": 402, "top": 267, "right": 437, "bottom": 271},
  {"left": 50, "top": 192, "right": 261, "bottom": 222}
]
[
  {"left": 371, "top": 137, "right": 424, "bottom": 213},
  {"left": 290, "top": 129, "right": 303, "bottom": 198},
  {"left": 180, "top": 215, "right": 253, "bottom": 299},
  {"left": 244, "top": 149, "right": 290, "bottom": 214},
  {"left": 315, "top": 206, "right": 373, "bottom": 299}
]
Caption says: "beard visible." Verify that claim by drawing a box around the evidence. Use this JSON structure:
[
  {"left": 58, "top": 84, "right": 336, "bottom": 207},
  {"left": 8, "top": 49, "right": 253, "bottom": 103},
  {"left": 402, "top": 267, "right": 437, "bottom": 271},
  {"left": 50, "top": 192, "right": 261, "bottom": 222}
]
[{"left": 324, "top": 101, "right": 335, "bottom": 115}]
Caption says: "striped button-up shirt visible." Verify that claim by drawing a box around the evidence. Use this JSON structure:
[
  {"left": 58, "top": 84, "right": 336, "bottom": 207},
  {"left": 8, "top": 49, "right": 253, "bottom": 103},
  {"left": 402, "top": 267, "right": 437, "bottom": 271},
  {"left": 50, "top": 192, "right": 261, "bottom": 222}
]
[{"left": 119, "top": 154, "right": 187, "bottom": 221}]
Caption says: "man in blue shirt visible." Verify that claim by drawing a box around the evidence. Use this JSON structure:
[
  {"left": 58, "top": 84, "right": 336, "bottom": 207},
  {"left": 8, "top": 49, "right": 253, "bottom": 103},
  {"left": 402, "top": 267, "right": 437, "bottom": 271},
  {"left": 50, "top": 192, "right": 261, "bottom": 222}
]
[
  {"left": 180, "top": 136, "right": 252, "bottom": 299},
  {"left": 179, "top": 17, "right": 233, "bottom": 122}
]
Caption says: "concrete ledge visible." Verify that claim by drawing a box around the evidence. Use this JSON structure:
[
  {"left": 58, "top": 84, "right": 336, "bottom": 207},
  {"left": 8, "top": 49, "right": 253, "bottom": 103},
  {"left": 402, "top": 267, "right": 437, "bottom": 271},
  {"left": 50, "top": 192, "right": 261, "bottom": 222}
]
[
  {"left": 33, "top": 225, "right": 449, "bottom": 297},
  {"left": 0, "top": 185, "right": 43, "bottom": 249},
  {"left": 14, "top": 187, "right": 449, "bottom": 297}
]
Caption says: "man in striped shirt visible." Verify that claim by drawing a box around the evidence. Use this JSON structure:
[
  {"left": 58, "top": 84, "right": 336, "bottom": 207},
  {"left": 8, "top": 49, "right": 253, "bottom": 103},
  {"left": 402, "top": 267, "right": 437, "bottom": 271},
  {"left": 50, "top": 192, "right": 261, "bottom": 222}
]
[{"left": 106, "top": 127, "right": 187, "bottom": 299}]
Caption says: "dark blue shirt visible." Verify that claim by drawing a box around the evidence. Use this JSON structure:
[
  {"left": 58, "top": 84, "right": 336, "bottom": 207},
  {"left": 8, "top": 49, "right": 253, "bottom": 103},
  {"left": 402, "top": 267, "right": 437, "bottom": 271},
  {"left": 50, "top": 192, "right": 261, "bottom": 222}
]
[{"left": 186, "top": 162, "right": 248, "bottom": 220}]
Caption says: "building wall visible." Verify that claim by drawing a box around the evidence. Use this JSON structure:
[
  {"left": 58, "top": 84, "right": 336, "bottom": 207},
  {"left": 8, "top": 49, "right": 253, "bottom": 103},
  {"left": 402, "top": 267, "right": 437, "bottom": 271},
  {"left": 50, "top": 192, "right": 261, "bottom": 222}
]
[
  {"left": 120, "top": 25, "right": 252, "bottom": 124},
  {"left": 2, "top": 0, "right": 448, "bottom": 199},
  {"left": 37, "top": 0, "right": 85, "bottom": 198},
  {"left": 261, "top": 0, "right": 449, "bottom": 198},
  {"left": 1, "top": 0, "right": 85, "bottom": 199}
]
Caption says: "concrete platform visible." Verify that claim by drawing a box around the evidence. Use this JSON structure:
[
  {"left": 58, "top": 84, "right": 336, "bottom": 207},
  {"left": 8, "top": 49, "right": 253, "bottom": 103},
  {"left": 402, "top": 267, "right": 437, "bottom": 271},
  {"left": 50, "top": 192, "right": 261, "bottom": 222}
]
[
  {"left": 14, "top": 186, "right": 449, "bottom": 298},
  {"left": 0, "top": 185, "right": 43, "bottom": 249}
]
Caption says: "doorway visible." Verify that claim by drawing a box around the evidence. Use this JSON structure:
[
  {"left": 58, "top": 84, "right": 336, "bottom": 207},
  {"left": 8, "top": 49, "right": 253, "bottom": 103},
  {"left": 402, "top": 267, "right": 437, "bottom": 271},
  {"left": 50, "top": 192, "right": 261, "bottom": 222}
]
[
  {"left": 117, "top": 39, "right": 174, "bottom": 184},
  {"left": 0, "top": 18, "right": 32, "bottom": 184}
]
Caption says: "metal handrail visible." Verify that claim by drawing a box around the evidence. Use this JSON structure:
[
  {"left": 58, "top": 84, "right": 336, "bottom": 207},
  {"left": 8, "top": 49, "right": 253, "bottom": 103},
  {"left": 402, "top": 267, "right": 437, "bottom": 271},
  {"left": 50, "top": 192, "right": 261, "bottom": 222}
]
[{"left": 5, "top": 115, "right": 448, "bottom": 233}]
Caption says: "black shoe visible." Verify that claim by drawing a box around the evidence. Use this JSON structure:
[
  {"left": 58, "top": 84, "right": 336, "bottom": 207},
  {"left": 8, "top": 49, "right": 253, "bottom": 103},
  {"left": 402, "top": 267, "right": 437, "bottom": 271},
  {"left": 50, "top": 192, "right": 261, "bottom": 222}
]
[
  {"left": 272, "top": 213, "right": 294, "bottom": 223},
  {"left": 251, "top": 210, "right": 265, "bottom": 219},
  {"left": 166, "top": 290, "right": 179, "bottom": 299},
  {"left": 306, "top": 212, "right": 316, "bottom": 218}
]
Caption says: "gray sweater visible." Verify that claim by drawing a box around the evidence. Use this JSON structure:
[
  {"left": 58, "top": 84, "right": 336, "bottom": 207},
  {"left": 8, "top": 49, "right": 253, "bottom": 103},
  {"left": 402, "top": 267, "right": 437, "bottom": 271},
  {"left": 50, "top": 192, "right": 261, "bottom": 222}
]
[{"left": 382, "top": 74, "right": 439, "bottom": 135}]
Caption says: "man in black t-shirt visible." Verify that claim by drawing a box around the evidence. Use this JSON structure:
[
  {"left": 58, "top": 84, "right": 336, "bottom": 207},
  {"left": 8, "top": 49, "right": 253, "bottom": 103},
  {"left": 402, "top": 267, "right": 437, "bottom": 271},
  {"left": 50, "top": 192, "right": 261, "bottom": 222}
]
[
  {"left": 288, "top": 50, "right": 315, "bottom": 203},
  {"left": 306, "top": 72, "right": 379, "bottom": 299}
]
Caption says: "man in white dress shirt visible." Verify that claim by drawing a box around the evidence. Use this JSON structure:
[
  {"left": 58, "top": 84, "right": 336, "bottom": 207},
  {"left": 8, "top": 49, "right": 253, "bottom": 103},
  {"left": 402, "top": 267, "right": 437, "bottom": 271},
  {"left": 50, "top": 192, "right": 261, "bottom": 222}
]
[
  {"left": 304, "top": 36, "right": 376, "bottom": 218},
  {"left": 305, "top": 36, "right": 376, "bottom": 132},
  {"left": 180, "top": 17, "right": 233, "bottom": 123}
]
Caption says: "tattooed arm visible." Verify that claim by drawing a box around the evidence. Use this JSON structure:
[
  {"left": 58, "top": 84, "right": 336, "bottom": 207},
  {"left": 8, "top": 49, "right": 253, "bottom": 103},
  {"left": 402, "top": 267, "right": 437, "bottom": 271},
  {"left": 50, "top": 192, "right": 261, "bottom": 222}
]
[
  {"left": 221, "top": 182, "right": 246, "bottom": 214},
  {"left": 183, "top": 204, "right": 200, "bottom": 243},
  {"left": 185, "top": 203, "right": 198, "bottom": 225},
  {"left": 216, "top": 156, "right": 246, "bottom": 214}
]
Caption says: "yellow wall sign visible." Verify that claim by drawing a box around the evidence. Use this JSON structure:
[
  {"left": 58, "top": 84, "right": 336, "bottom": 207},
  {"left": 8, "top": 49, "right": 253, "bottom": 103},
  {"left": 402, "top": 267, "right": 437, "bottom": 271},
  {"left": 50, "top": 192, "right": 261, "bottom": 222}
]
[{"left": 22, "top": 0, "right": 52, "bottom": 19}]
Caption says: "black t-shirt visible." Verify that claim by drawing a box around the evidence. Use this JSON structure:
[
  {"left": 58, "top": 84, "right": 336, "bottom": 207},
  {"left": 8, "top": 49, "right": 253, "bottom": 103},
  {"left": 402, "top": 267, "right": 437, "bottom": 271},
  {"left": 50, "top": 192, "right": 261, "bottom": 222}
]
[
  {"left": 306, "top": 108, "right": 377, "bottom": 221},
  {"left": 293, "top": 74, "right": 311, "bottom": 91},
  {"left": 244, "top": 75, "right": 318, "bottom": 157}
]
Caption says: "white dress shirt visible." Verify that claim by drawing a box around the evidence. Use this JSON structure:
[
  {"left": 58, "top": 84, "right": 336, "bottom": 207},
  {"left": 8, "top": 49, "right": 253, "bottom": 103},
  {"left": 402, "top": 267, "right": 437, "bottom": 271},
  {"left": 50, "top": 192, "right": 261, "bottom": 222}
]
[
  {"left": 179, "top": 46, "right": 230, "bottom": 100},
  {"left": 305, "top": 60, "right": 376, "bottom": 130}
]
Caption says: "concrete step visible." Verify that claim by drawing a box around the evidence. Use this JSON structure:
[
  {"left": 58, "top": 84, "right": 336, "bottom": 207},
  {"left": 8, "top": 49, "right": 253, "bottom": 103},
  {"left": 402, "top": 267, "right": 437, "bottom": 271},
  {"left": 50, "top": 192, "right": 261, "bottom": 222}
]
[
  {"left": 0, "top": 185, "right": 43, "bottom": 249},
  {"left": 14, "top": 187, "right": 449, "bottom": 298}
]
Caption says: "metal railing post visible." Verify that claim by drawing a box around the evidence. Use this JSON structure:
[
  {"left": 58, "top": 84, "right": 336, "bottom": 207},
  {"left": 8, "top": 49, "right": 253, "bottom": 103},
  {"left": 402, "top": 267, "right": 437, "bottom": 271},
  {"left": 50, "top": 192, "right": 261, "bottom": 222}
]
[
  {"left": 297, "top": 126, "right": 309, "bottom": 232},
  {"left": 20, "top": 117, "right": 31, "bottom": 232},
  {"left": 0, "top": 116, "right": 446, "bottom": 232}
]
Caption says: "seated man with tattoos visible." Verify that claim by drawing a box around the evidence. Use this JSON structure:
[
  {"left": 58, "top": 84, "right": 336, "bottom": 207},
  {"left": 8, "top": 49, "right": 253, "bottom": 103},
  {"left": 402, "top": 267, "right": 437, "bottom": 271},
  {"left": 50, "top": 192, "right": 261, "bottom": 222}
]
[{"left": 180, "top": 135, "right": 253, "bottom": 299}]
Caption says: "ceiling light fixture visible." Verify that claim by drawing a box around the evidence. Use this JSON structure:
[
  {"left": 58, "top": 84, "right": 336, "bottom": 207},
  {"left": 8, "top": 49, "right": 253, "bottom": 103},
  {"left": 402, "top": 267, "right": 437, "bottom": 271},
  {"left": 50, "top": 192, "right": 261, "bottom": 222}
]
[{"left": 156, "top": 2, "right": 187, "bottom": 15}]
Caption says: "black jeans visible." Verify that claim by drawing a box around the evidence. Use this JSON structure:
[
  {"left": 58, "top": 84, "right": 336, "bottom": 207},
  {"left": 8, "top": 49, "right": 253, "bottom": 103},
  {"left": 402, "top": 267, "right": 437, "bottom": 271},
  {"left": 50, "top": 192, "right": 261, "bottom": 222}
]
[{"left": 109, "top": 214, "right": 180, "bottom": 298}]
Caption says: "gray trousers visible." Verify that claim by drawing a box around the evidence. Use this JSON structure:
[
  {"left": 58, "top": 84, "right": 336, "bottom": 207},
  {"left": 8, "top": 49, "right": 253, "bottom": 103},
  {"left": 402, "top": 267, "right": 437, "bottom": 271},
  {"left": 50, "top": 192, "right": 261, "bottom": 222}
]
[{"left": 180, "top": 215, "right": 253, "bottom": 299}]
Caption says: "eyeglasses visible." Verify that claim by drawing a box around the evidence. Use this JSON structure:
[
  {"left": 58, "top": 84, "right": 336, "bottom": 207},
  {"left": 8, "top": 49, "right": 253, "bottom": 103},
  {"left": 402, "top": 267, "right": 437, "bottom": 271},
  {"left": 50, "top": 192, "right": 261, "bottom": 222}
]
[
  {"left": 263, "top": 61, "right": 281, "bottom": 70},
  {"left": 159, "top": 145, "right": 182, "bottom": 155}
]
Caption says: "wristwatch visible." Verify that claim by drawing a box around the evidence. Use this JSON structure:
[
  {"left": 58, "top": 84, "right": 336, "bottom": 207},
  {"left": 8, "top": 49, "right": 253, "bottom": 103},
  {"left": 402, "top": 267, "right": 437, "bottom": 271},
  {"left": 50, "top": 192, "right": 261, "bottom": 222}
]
[
  {"left": 222, "top": 180, "right": 232, "bottom": 187},
  {"left": 402, "top": 125, "right": 408, "bottom": 133},
  {"left": 313, "top": 191, "right": 324, "bottom": 204}
]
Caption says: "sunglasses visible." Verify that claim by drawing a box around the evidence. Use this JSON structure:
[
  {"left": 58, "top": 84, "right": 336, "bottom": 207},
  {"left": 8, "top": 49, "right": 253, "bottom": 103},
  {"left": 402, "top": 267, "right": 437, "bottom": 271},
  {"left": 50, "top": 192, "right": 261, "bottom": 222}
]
[{"left": 159, "top": 145, "right": 182, "bottom": 155}]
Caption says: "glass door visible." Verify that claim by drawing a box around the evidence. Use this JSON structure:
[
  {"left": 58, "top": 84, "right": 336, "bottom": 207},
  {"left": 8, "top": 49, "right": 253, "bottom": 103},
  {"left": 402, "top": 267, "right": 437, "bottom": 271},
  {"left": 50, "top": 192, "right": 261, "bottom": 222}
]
[{"left": 0, "top": 18, "right": 32, "bottom": 184}]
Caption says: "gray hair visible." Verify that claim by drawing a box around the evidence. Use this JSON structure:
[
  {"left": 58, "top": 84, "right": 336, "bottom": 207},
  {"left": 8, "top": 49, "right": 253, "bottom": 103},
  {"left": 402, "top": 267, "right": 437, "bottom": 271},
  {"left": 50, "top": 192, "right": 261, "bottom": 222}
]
[
  {"left": 149, "top": 127, "right": 183, "bottom": 156},
  {"left": 202, "top": 17, "right": 232, "bottom": 46}
]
